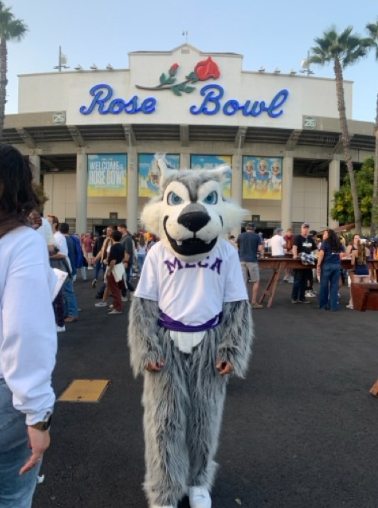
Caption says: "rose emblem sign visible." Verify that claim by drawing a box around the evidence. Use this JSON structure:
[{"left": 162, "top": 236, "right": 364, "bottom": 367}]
[
  {"left": 79, "top": 54, "right": 289, "bottom": 119},
  {"left": 136, "top": 57, "right": 221, "bottom": 96}
]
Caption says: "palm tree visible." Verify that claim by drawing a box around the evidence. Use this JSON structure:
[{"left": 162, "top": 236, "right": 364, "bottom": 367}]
[
  {"left": 0, "top": 2, "right": 27, "bottom": 139},
  {"left": 311, "top": 26, "right": 369, "bottom": 234},
  {"left": 366, "top": 20, "right": 378, "bottom": 237}
]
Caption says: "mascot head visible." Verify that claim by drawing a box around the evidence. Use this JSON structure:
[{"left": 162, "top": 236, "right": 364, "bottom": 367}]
[{"left": 141, "top": 157, "right": 247, "bottom": 262}]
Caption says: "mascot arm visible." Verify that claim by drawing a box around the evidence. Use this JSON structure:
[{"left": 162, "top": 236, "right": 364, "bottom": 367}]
[
  {"left": 217, "top": 300, "right": 253, "bottom": 378},
  {"left": 128, "top": 296, "right": 162, "bottom": 377}
]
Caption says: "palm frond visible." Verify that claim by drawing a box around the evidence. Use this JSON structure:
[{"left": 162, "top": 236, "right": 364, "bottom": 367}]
[
  {"left": 312, "top": 24, "right": 369, "bottom": 69},
  {"left": 343, "top": 46, "right": 368, "bottom": 68},
  {"left": 0, "top": 7, "right": 12, "bottom": 35},
  {"left": 338, "top": 26, "right": 354, "bottom": 46},
  {"left": 310, "top": 55, "right": 328, "bottom": 66},
  {"left": 366, "top": 21, "right": 378, "bottom": 39},
  {"left": 5, "top": 18, "right": 28, "bottom": 41}
]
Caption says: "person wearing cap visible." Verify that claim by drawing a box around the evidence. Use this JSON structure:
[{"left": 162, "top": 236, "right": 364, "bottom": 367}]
[
  {"left": 237, "top": 222, "right": 264, "bottom": 309},
  {"left": 291, "top": 223, "right": 317, "bottom": 304},
  {"left": 270, "top": 227, "right": 286, "bottom": 257}
]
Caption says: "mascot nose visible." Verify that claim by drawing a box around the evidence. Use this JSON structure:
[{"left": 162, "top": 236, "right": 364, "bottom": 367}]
[{"left": 178, "top": 211, "right": 211, "bottom": 232}]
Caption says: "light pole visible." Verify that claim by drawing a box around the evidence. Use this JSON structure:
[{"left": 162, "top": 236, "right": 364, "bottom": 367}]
[
  {"left": 300, "top": 50, "right": 314, "bottom": 77},
  {"left": 54, "top": 46, "right": 69, "bottom": 72}
]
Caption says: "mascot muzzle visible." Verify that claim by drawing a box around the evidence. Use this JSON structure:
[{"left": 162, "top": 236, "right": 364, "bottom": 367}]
[{"left": 163, "top": 203, "right": 219, "bottom": 258}]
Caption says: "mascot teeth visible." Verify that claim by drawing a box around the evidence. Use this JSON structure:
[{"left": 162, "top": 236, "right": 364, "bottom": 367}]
[{"left": 176, "top": 240, "right": 183, "bottom": 246}]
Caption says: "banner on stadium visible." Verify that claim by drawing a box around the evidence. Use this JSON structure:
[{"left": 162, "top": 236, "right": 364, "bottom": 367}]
[
  {"left": 138, "top": 154, "right": 180, "bottom": 197},
  {"left": 242, "top": 156, "right": 282, "bottom": 200},
  {"left": 190, "top": 154, "right": 232, "bottom": 197},
  {"left": 87, "top": 154, "right": 127, "bottom": 197}
]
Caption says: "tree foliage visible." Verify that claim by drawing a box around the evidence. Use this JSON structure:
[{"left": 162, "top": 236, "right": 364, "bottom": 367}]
[
  {"left": 311, "top": 25, "right": 370, "bottom": 68},
  {"left": 0, "top": 1, "right": 27, "bottom": 139},
  {"left": 310, "top": 25, "right": 370, "bottom": 234},
  {"left": 32, "top": 181, "right": 49, "bottom": 211},
  {"left": 365, "top": 18, "right": 378, "bottom": 236},
  {"left": 331, "top": 157, "right": 375, "bottom": 226}
]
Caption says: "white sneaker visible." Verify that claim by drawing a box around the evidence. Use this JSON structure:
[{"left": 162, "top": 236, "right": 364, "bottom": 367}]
[
  {"left": 95, "top": 301, "right": 107, "bottom": 307},
  {"left": 121, "top": 296, "right": 128, "bottom": 302},
  {"left": 108, "top": 309, "right": 123, "bottom": 315},
  {"left": 56, "top": 325, "right": 66, "bottom": 332},
  {"left": 346, "top": 303, "right": 354, "bottom": 309},
  {"left": 189, "top": 486, "right": 211, "bottom": 508}
]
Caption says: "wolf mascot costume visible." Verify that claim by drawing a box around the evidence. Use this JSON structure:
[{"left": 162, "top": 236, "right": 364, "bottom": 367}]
[{"left": 128, "top": 159, "right": 253, "bottom": 508}]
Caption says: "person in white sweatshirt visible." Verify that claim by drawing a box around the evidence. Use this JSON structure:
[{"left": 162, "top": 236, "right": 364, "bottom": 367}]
[{"left": 0, "top": 144, "right": 57, "bottom": 508}]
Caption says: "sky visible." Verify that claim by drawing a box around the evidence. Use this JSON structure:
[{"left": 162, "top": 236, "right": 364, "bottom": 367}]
[{"left": 4, "top": 0, "right": 378, "bottom": 123}]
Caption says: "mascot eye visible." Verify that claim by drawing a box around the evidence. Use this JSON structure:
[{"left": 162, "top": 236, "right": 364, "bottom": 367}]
[
  {"left": 203, "top": 191, "right": 218, "bottom": 205},
  {"left": 167, "top": 191, "right": 184, "bottom": 206}
]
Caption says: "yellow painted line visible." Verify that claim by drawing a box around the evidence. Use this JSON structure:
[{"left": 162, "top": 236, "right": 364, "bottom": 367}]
[{"left": 58, "top": 379, "right": 109, "bottom": 403}]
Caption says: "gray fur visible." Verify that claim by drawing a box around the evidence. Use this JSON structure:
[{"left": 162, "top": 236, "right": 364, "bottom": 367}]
[
  {"left": 128, "top": 298, "right": 162, "bottom": 377},
  {"left": 128, "top": 297, "right": 253, "bottom": 507},
  {"left": 162, "top": 170, "right": 224, "bottom": 202},
  {"left": 147, "top": 170, "right": 225, "bottom": 203},
  {"left": 217, "top": 300, "right": 253, "bottom": 378}
]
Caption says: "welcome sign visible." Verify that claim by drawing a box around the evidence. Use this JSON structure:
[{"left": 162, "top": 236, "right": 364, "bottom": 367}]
[{"left": 87, "top": 154, "right": 127, "bottom": 197}]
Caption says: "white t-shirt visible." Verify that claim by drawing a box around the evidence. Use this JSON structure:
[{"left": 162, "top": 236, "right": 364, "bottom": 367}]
[
  {"left": 54, "top": 230, "right": 68, "bottom": 256},
  {"left": 135, "top": 238, "right": 248, "bottom": 331},
  {"left": 37, "top": 217, "right": 55, "bottom": 246},
  {"left": 0, "top": 226, "right": 57, "bottom": 424},
  {"left": 270, "top": 234, "right": 286, "bottom": 256}
]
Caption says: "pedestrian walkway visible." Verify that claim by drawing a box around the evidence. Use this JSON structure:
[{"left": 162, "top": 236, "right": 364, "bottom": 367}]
[{"left": 33, "top": 273, "right": 378, "bottom": 507}]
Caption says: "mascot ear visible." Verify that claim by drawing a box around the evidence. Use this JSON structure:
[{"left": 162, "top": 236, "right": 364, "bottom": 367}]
[
  {"left": 209, "top": 164, "right": 232, "bottom": 192},
  {"left": 210, "top": 163, "right": 231, "bottom": 179},
  {"left": 155, "top": 157, "right": 178, "bottom": 190}
]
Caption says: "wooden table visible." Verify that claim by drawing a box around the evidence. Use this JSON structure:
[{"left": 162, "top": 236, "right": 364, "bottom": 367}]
[{"left": 257, "top": 256, "right": 378, "bottom": 308}]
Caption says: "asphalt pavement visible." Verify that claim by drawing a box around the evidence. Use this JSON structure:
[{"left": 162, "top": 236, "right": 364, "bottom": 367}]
[{"left": 33, "top": 270, "right": 378, "bottom": 508}]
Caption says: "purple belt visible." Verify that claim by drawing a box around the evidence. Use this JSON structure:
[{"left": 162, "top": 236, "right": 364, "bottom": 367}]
[{"left": 158, "top": 311, "right": 223, "bottom": 332}]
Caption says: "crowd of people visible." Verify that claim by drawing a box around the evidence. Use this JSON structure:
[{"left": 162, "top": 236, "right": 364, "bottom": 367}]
[
  {"left": 236, "top": 223, "right": 378, "bottom": 312},
  {"left": 28, "top": 218, "right": 157, "bottom": 327}
]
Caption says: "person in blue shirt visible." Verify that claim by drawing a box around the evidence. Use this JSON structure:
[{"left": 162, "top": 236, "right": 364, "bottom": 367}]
[
  {"left": 317, "top": 229, "right": 342, "bottom": 311},
  {"left": 237, "top": 222, "right": 264, "bottom": 309}
]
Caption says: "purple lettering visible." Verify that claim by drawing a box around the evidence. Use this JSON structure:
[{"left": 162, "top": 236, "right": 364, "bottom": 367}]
[
  {"left": 209, "top": 257, "right": 222, "bottom": 274},
  {"left": 198, "top": 258, "right": 209, "bottom": 268},
  {"left": 185, "top": 262, "right": 196, "bottom": 268},
  {"left": 164, "top": 257, "right": 183, "bottom": 275}
]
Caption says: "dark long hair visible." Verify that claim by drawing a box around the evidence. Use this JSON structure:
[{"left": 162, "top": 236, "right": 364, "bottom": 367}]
[
  {"left": 325, "top": 229, "right": 342, "bottom": 253},
  {"left": 356, "top": 240, "right": 367, "bottom": 265},
  {"left": 0, "top": 144, "right": 39, "bottom": 237}
]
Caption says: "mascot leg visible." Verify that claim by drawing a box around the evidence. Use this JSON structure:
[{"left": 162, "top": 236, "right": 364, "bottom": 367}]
[
  {"left": 186, "top": 332, "right": 227, "bottom": 507},
  {"left": 142, "top": 330, "right": 190, "bottom": 508},
  {"left": 141, "top": 330, "right": 227, "bottom": 508}
]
